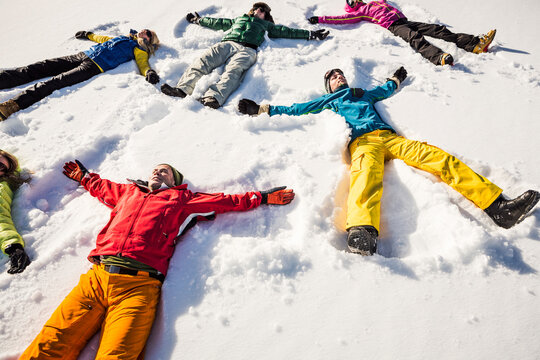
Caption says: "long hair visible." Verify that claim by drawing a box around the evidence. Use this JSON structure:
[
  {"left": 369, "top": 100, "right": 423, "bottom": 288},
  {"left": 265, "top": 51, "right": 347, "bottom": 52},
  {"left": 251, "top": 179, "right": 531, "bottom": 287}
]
[
  {"left": 0, "top": 150, "right": 31, "bottom": 190},
  {"left": 137, "top": 30, "right": 160, "bottom": 56},
  {"left": 248, "top": 2, "right": 274, "bottom": 23}
]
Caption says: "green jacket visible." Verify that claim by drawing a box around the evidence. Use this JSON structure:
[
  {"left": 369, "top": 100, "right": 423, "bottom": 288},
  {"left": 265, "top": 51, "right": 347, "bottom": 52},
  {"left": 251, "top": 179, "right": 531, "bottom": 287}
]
[
  {"left": 199, "top": 15, "right": 310, "bottom": 48},
  {"left": 0, "top": 180, "right": 24, "bottom": 254}
]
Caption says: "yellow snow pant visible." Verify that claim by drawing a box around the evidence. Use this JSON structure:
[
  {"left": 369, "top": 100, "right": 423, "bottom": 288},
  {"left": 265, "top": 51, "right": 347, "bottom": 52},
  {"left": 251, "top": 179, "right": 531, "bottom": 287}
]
[
  {"left": 346, "top": 130, "right": 503, "bottom": 231},
  {"left": 20, "top": 264, "right": 161, "bottom": 360}
]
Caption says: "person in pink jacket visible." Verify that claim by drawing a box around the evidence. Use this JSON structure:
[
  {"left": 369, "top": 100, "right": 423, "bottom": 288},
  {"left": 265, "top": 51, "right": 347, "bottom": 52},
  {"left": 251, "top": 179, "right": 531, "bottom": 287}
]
[{"left": 308, "top": 0, "right": 495, "bottom": 66}]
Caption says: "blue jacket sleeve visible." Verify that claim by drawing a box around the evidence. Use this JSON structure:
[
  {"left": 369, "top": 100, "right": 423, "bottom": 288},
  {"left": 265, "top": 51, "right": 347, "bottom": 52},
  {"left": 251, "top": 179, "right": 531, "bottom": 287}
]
[
  {"left": 363, "top": 80, "right": 397, "bottom": 103},
  {"left": 269, "top": 94, "right": 334, "bottom": 117}
]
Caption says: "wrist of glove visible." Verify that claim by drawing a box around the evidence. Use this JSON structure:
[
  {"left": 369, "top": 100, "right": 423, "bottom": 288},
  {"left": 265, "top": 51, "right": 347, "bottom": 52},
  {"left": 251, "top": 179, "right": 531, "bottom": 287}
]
[
  {"left": 75, "top": 31, "right": 93, "bottom": 40},
  {"left": 387, "top": 66, "right": 407, "bottom": 87},
  {"left": 186, "top": 12, "right": 201, "bottom": 24},
  {"left": 5, "top": 244, "right": 31, "bottom": 274},
  {"left": 260, "top": 186, "right": 295, "bottom": 205},
  {"left": 238, "top": 99, "right": 269, "bottom": 116},
  {"left": 146, "top": 69, "right": 160, "bottom": 84},
  {"left": 309, "top": 29, "right": 329, "bottom": 40},
  {"left": 62, "top": 160, "right": 89, "bottom": 183},
  {"left": 308, "top": 16, "right": 319, "bottom": 24}
]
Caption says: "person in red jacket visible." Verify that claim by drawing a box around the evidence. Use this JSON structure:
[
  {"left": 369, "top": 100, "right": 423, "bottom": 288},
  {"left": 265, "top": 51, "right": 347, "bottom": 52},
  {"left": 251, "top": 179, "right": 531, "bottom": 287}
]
[{"left": 21, "top": 160, "right": 295, "bottom": 359}]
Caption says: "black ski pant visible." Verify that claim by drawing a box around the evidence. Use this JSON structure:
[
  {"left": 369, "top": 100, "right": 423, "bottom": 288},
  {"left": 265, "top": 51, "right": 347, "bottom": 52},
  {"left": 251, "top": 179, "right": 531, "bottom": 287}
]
[
  {"left": 388, "top": 19, "right": 480, "bottom": 65},
  {"left": 0, "top": 52, "right": 101, "bottom": 109}
]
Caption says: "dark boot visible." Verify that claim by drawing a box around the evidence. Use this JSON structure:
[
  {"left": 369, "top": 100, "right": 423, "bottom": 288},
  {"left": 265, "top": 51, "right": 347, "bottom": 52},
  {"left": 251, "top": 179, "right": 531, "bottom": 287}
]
[
  {"left": 439, "top": 53, "right": 454, "bottom": 66},
  {"left": 200, "top": 96, "right": 221, "bottom": 109},
  {"left": 160, "top": 83, "right": 187, "bottom": 98},
  {"left": 347, "top": 225, "right": 378, "bottom": 255},
  {"left": 484, "top": 190, "right": 539, "bottom": 229},
  {"left": 0, "top": 100, "right": 20, "bottom": 121}
]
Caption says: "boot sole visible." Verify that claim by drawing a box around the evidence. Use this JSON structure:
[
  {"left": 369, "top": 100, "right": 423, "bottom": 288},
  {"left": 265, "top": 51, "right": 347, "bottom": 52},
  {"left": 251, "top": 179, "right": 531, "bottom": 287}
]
[
  {"left": 516, "top": 191, "right": 540, "bottom": 225},
  {"left": 348, "top": 245, "right": 373, "bottom": 256}
]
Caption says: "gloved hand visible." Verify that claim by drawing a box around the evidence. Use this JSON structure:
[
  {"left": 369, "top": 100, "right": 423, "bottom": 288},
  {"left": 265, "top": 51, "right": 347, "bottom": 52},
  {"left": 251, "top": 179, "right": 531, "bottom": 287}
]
[
  {"left": 186, "top": 12, "right": 201, "bottom": 24},
  {"left": 309, "top": 29, "right": 329, "bottom": 40},
  {"left": 63, "top": 160, "right": 89, "bottom": 183},
  {"left": 75, "top": 31, "right": 93, "bottom": 40},
  {"left": 145, "top": 69, "right": 160, "bottom": 84},
  {"left": 260, "top": 186, "right": 295, "bottom": 205},
  {"left": 392, "top": 66, "right": 407, "bottom": 83},
  {"left": 238, "top": 99, "right": 261, "bottom": 115},
  {"left": 5, "top": 244, "right": 31, "bottom": 274},
  {"left": 308, "top": 16, "right": 319, "bottom": 24}
]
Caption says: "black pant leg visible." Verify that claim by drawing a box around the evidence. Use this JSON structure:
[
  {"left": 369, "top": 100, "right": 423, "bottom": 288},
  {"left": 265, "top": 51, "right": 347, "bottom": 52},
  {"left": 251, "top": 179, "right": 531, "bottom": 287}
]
[
  {"left": 13, "top": 57, "right": 101, "bottom": 110},
  {"left": 388, "top": 20, "right": 444, "bottom": 65},
  {"left": 0, "top": 52, "right": 89, "bottom": 90},
  {"left": 406, "top": 21, "right": 479, "bottom": 52}
]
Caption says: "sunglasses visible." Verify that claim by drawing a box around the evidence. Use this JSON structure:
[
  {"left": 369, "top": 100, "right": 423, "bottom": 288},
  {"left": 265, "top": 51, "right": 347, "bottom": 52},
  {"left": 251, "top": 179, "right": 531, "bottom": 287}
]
[
  {"left": 254, "top": 7, "right": 266, "bottom": 13},
  {"left": 0, "top": 162, "right": 10, "bottom": 174},
  {"left": 143, "top": 29, "right": 153, "bottom": 42}
]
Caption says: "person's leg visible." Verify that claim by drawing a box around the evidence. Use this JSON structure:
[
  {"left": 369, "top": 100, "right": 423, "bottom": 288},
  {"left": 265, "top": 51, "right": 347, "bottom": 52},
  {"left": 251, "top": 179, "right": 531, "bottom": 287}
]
[
  {"left": 346, "top": 131, "right": 387, "bottom": 232},
  {"left": 12, "top": 56, "right": 101, "bottom": 110},
  {"left": 388, "top": 20, "right": 446, "bottom": 65},
  {"left": 407, "top": 21, "right": 479, "bottom": 52},
  {"left": 202, "top": 44, "right": 257, "bottom": 106},
  {"left": 175, "top": 42, "right": 233, "bottom": 95},
  {"left": 20, "top": 267, "right": 107, "bottom": 360},
  {"left": 95, "top": 271, "right": 161, "bottom": 360},
  {"left": 0, "top": 52, "right": 89, "bottom": 90},
  {"left": 383, "top": 132, "right": 502, "bottom": 210}
]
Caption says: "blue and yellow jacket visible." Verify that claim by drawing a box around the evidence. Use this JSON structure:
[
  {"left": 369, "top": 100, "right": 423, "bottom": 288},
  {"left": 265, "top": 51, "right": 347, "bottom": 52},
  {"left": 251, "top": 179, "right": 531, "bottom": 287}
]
[
  {"left": 269, "top": 80, "right": 397, "bottom": 141},
  {"left": 83, "top": 34, "right": 152, "bottom": 76},
  {"left": 0, "top": 180, "right": 24, "bottom": 255}
]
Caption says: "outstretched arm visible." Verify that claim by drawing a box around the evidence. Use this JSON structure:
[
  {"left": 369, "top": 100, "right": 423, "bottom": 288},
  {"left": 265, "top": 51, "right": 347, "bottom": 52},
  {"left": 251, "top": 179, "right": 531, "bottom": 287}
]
[
  {"left": 74, "top": 31, "right": 112, "bottom": 43},
  {"left": 238, "top": 95, "right": 334, "bottom": 117}
]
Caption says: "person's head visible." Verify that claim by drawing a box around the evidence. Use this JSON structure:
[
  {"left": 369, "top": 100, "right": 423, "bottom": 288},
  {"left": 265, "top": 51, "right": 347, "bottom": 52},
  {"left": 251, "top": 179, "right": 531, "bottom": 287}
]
[
  {"left": 248, "top": 2, "right": 274, "bottom": 23},
  {"left": 324, "top": 68, "right": 348, "bottom": 93},
  {"left": 346, "top": 0, "right": 364, "bottom": 8},
  {"left": 137, "top": 29, "right": 160, "bottom": 56},
  {"left": 0, "top": 149, "right": 30, "bottom": 190},
  {"left": 147, "top": 164, "right": 183, "bottom": 190}
]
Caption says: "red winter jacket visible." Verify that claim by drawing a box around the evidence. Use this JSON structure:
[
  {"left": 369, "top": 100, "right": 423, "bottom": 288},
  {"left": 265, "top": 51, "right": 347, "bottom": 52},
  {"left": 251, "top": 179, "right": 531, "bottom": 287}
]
[{"left": 81, "top": 173, "right": 262, "bottom": 275}]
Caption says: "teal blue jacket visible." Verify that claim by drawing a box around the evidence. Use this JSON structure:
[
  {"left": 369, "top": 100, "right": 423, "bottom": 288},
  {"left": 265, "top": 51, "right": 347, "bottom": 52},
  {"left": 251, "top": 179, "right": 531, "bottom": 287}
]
[{"left": 269, "top": 80, "right": 397, "bottom": 141}]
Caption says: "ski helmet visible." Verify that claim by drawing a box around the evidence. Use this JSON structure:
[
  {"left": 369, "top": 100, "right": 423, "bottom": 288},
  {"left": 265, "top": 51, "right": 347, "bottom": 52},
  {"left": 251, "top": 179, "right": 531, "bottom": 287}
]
[{"left": 324, "top": 68, "right": 344, "bottom": 93}]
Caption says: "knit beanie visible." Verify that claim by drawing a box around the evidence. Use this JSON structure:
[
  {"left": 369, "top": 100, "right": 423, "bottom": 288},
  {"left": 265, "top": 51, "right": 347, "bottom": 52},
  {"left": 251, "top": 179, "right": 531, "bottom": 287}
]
[{"left": 324, "top": 68, "right": 344, "bottom": 93}]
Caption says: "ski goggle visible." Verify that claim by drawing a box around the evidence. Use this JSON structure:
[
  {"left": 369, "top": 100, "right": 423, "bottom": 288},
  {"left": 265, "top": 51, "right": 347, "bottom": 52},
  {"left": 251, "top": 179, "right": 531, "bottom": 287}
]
[{"left": 324, "top": 68, "right": 344, "bottom": 81}]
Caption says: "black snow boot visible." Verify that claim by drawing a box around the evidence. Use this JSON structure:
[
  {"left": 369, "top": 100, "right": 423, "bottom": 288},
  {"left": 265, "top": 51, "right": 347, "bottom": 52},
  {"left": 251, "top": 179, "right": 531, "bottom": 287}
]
[
  {"left": 347, "top": 225, "right": 378, "bottom": 255},
  {"left": 484, "top": 190, "right": 540, "bottom": 229},
  {"left": 161, "top": 84, "right": 187, "bottom": 98}
]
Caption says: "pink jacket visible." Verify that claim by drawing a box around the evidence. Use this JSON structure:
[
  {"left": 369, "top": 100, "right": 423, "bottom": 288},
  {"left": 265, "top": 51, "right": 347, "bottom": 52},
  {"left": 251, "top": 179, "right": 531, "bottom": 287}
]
[{"left": 318, "top": 0, "right": 406, "bottom": 29}]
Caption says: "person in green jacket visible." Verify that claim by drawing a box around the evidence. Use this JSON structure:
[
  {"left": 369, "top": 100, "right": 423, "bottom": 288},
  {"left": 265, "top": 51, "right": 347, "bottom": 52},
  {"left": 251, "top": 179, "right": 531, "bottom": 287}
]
[
  {"left": 161, "top": 2, "right": 329, "bottom": 109},
  {"left": 0, "top": 149, "right": 31, "bottom": 274}
]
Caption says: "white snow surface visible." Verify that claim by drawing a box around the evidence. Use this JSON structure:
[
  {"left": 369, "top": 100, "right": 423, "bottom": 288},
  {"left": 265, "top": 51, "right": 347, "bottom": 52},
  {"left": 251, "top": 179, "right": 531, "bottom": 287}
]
[{"left": 1, "top": 0, "right": 540, "bottom": 359}]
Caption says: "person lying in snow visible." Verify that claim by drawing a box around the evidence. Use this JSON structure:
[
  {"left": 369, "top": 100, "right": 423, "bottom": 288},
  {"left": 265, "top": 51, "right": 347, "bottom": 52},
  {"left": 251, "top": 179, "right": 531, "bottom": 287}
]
[
  {"left": 160, "top": 2, "right": 329, "bottom": 109},
  {"left": 0, "top": 149, "right": 31, "bottom": 274},
  {"left": 238, "top": 67, "right": 538, "bottom": 256},
  {"left": 0, "top": 29, "right": 160, "bottom": 121},
  {"left": 308, "top": 0, "right": 495, "bottom": 66},
  {"left": 20, "top": 160, "right": 294, "bottom": 359}
]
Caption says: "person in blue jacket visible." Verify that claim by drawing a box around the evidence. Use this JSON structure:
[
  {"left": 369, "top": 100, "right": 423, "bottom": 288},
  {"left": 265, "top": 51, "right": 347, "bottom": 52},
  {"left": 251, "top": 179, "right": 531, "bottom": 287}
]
[
  {"left": 238, "top": 67, "right": 539, "bottom": 255},
  {"left": 0, "top": 29, "right": 160, "bottom": 121}
]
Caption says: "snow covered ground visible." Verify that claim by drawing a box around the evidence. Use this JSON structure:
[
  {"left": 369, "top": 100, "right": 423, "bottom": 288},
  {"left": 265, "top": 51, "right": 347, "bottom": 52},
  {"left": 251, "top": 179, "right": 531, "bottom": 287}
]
[{"left": 1, "top": 0, "right": 539, "bottom": 358}]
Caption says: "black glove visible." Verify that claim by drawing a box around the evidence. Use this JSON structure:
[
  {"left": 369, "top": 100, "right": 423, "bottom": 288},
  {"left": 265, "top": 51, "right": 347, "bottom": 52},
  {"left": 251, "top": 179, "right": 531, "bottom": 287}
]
[
  {"left": 390, "top": 66, "right": 407, "bottom": 84},
  {"left": 260, "top": 186, "right": 295, "bottom": 205},
  {"left": 62, "top": 160, "right": 89, "bottom": 183},
  {"left": 309, "top": 29, "right": 329, "bottom": 40},
  {"left": 186, "top": 12, "right": 201, "bottom": 24},
  {"left": 75, "top": 31, "right": 93, "bottom": 40},
  {"left": 308, "top": 16, "right": 319, "bottom": 24},
  {"left": 238, "top": 99, "right": 260, "bottom": 115},
  {"left": 145, "top": 69, "right": 160, "bottom": 84},
  {"left": 5, "top": 244, "right": 31, "bottom": 274}
]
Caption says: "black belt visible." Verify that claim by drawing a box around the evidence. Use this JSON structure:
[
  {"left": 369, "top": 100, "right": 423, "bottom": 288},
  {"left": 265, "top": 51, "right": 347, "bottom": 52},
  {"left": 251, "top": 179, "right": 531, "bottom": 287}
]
[{"left": 103, "top": 265, "right": 165, "bottom": 283}]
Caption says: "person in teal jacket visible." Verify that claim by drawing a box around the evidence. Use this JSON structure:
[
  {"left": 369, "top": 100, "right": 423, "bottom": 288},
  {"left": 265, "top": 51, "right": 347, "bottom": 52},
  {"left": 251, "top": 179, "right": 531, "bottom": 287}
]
[
  {"left": 160, "top": 2, "right": 329, "bottom": 109},
  {"left": 0, "top": 29, "right": 160, "bottom": 121},
  {"left": 238, "top": 67, "right": 539, "bottom": 255},
  {"left": 0, "top": 149, "right": 31, "bottom": 274}
]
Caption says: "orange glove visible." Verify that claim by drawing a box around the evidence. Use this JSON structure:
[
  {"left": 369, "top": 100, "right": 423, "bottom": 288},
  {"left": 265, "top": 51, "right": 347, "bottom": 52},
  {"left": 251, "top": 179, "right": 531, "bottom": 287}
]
[
  {"left": 261, "top": 186, "right": 295, "bottom": 205},
  {"left": 62, "top": 160, "right": 89, "bottom": 183}
]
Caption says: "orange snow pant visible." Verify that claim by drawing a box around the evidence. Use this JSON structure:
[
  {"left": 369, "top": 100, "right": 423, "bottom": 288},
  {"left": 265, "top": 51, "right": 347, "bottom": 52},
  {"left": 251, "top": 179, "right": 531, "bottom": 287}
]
[
  {"left": 20, "top": 264, "right": 161, "bottom": 360},
  {"left": 346, "top": 130, "right": 503, "bottom": 231}
]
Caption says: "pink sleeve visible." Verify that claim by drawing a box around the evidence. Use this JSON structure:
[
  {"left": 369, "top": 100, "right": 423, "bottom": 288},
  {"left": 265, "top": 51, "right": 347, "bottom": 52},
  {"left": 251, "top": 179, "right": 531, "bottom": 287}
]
[{"left": 319, "top": 12, "right": 365, "bottom": 25}]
